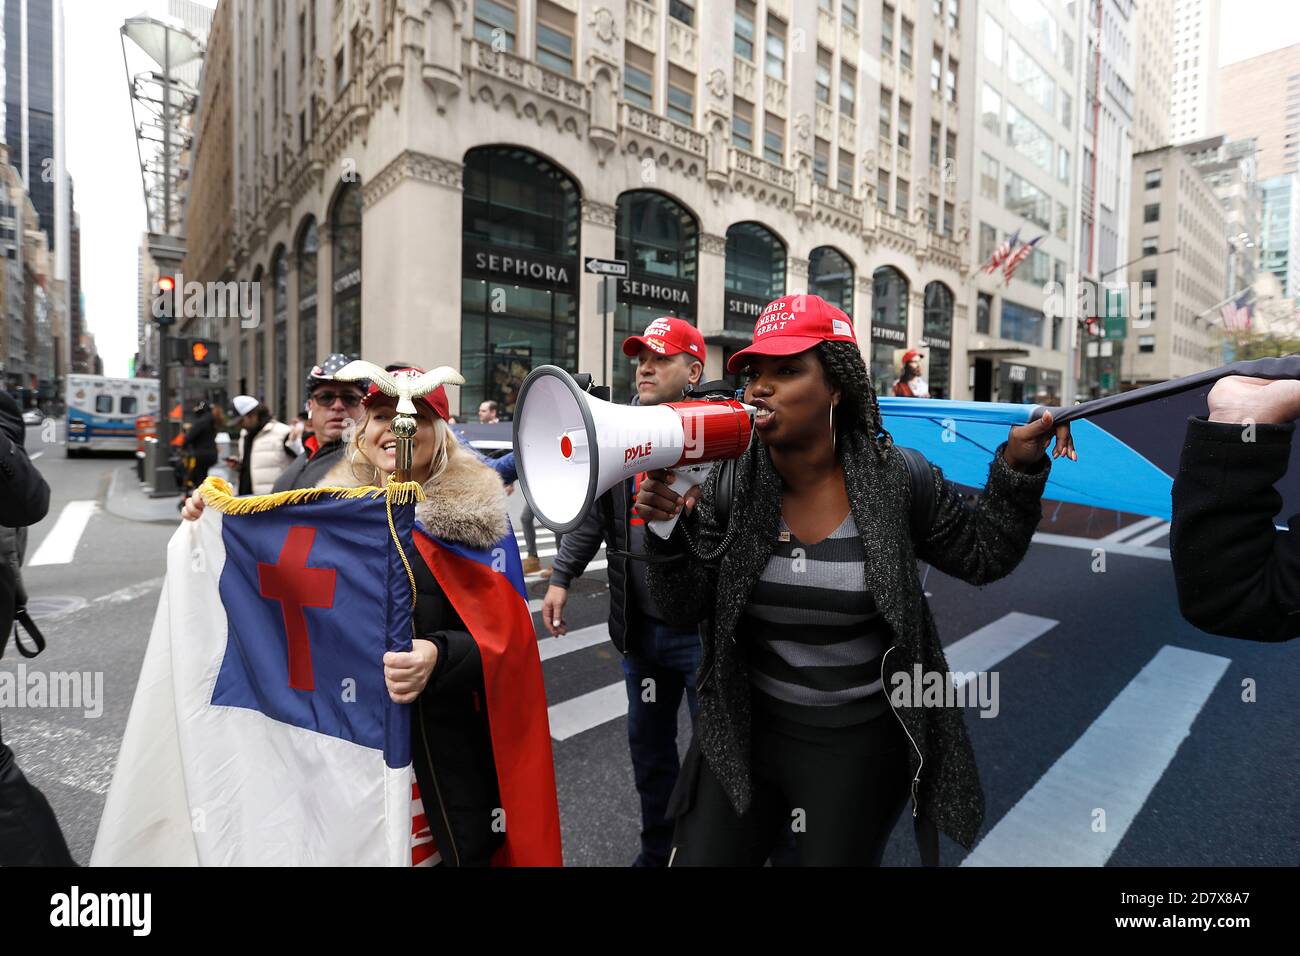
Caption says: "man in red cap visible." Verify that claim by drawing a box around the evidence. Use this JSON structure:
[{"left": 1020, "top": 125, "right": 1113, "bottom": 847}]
[
  {"left": 893, "top": 348, "right": 930, "bottom": 398},
  {"left": 542, "top": 315, "right": 708, "bottom": 866}
]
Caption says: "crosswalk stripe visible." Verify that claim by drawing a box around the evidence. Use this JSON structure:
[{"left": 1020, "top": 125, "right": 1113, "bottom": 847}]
[
  {"left": 538, "top": 624, "right": 611, "bottom": 662},
  {"left": 28, "top": 500, "right": 98, "bottom": 567},
  {"left": 961, "top": 644, "right": 1230, "bottom": 867},
  {"left": 547, "top": 682, "right": 628, "bottom": 741},
  {"left": 523, "top": 558, "right": 608, "bottom": 581},
  {"left": 1032, "top": 532, "right": 1170, "bottom": 562},
  {"left": 1099, "top": 515, "right": 1165, "bottom": 544},
  {"left": 1124, "top": 522, "right": 1171, "bottom": 548},
  {"left": 943, "top": 612, "right": 1059, "bottom": 686}
]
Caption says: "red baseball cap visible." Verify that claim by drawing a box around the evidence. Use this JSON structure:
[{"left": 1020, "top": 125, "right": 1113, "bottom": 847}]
[
  {"left": 362, "top": 367, "right": 450, "bottom": 422},
  {"left": 725, "top": 294, "right": 858, "bottom": 373},
  {"left": 902, "top": 349, "right": 925, "bottom": 364},
  {"left": 622, "top": 316, "right": 706, "bottom": 360}
]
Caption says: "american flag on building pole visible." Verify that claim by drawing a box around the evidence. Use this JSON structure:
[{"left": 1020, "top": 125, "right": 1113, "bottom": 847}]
[
  {"left": 1219, "top": 292, "right": 1252, "bottom": 331},
  {"left": 981, "top": 227, "right": 1021, "bottom": 274},
  {"left": 1002, "top": 235, "right": 1044, "bottom": 284}
]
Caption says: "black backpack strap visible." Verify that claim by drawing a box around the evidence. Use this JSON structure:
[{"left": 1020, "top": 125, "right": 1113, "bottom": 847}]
[
  {"left": 4, "top": 607, "right": 46, "bottom": 659},
  {"left": 897, "top": 445, "right": 937, "bottom": 544}
]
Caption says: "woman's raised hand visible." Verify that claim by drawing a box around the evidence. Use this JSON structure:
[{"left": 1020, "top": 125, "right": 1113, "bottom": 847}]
[
  {"left": 633, "top": 469, "right": 702, "bottom": 523},
  {"left": 1005, "top": 410, "right": 1076, "bottom": 471}
]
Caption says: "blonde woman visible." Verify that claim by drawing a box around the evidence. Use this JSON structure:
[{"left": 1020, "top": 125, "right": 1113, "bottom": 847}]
[{"left": 322, "top": 367, "right": 561, "bottom": 866}]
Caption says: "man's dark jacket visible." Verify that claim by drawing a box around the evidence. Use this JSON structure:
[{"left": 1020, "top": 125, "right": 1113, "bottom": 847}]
[
  {"left": 0, "top": 390, "right": 72, "bottom": 866},
  {"left": 645, "top": 427, "right": 1050, "bottom": 863},
  {"left": 270, "top": 436, "right": 346, "bottom": 493},
  {"left": 0, "top": 391, "right": 49, "bottom": 636},
  {"left": 548, "top": 396, "right": 682, "bottom": 655},
  {"left": 1171, "top": 415, "right": 1300, "bottom": 642}
]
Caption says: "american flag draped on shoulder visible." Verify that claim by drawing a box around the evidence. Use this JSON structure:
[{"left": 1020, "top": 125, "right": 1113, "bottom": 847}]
[{"left": 91, "top": 476, "right": 560, "bottom": 866}]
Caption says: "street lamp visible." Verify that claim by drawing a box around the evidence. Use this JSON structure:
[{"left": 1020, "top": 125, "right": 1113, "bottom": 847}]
[{"left": 1081, "top": 247, "right": 1179, "bottom": 399}]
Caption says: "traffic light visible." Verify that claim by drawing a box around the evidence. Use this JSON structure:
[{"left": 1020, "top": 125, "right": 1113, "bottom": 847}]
[
  {"left": 186, "top": 339, "right": 220, "bottom": 367},
  {"left": 154, "top": 275, "right": 178, "bottom": 326}
]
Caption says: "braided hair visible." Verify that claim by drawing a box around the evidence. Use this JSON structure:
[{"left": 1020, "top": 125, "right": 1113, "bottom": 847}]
[{"left": 816, "top": 339, "right": 894, "bottom": 464}]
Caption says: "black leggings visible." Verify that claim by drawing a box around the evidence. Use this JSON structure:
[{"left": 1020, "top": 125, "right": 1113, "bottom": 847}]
[{"left": 670, "top": 706, "right": 912, "bottom": 866}]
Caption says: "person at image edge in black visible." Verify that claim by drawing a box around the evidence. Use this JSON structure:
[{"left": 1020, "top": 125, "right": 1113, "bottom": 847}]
[
  {"left": 635, "top": 294, "right": 1075, "bottom": 866},
  {"left": 0, "top": 389, "right": 75, "bottom": 865},
  {"left": 1171, "top": 373, "right": 1300, "bottom": 642}
]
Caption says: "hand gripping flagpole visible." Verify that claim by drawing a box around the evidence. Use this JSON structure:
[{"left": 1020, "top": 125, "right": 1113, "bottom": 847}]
[{"left": 333, "top": 362, "right": 465, "bottom": 484}]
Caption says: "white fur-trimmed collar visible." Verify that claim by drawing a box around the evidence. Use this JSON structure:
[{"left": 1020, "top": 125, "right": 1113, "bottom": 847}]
[{"left": 319, "top": 446, "right": 508, "bottom": 550}]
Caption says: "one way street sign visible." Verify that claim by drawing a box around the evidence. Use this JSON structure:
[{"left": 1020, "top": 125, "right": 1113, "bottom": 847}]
[{"left": 584, "top": 257, "right": 629, "bottom": 278}]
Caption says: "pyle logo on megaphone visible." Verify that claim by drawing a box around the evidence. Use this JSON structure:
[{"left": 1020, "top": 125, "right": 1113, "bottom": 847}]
[
  {"left": 512, "top": 366, "right": 756, "bottom": 534},
  {"left": 625, "top": 442, "right": 654, "bottom": 464}
]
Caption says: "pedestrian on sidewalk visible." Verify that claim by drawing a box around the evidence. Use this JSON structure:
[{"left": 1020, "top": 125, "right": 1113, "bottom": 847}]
[
  {"left": 0, "top": 389, "right": 75, "bottom": 866},
  {"left": 227, "top": 395, "right": 295, "bottom": 495},
  {"left": 542, "top": 316, "right": 708, "bottom": 866},
  {"left": 892, "top": 349, "right": 930, "bottom": 397},
  {"left": 181, "top": 400, "right": 220, "bottom": 493},
  {"left": 636, "top": 295, "right": 1074, "bottom": 866}
]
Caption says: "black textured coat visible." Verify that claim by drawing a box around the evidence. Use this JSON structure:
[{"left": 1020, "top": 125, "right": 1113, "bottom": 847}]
[
  {"left": 645, "top": 427, "right": 1050, "bottom": 857},
  {"left": 1171, "top": 415, "right": 1300, "bottom": 641}
]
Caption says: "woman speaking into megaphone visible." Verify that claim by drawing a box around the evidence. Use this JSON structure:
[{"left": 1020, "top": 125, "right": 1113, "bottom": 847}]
[{"left": 633, "top": 294, "right": 1074, "bottom": 866}]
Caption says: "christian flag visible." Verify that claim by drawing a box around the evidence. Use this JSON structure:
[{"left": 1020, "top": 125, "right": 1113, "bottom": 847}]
[{"left": 91, "top": 481, "right": 422, "bottom": 866}]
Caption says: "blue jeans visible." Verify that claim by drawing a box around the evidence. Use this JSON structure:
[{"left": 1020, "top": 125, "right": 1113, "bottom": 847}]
[{"left": 622, "top": 621, "right": 701, "bottom": 866}]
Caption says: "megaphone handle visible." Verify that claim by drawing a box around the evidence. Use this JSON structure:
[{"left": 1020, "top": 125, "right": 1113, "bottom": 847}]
[{"left": 645, "top": 463, "right": 714, "bottom": 541}]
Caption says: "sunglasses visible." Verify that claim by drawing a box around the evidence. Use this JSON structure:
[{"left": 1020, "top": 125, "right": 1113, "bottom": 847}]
[{"left": 310, "top": 390, "right": 364, "bottom": 408}]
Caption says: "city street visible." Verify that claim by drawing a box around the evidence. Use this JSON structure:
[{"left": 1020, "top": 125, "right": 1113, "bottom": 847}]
[{"left": 8, "top": 425, "right": 1297, "bottom": 867}]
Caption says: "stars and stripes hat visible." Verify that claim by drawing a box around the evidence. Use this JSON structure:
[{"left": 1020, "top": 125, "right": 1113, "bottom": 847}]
[
  {"left": 725, "top": 294, "right": 858, "bottom": 373},
  {"left": 622, "top": 316, "right": 706, "bottom": 359},
  {"left": 304, "top": 352, "right": 368, "bottom": 398}
]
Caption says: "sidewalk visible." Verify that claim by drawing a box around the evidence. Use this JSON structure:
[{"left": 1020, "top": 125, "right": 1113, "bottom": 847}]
[{"left": 104, "top": 464, "right": 185, "bottom": 524}]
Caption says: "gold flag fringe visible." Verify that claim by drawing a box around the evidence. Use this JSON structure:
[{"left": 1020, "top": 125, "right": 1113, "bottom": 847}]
[{"left": 197, "top": 475, "right": 426, "bottom": 514}]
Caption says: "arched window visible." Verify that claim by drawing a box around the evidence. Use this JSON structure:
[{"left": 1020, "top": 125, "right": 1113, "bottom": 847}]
[
  {"left": 331, "top": 182, "right": 363, "bottom": 359},
  {"left": 870, "top": 266, "right": 909, "bottom": 395},
  {"left": 297, "top": 217, "right": 319, "bottom": 400},
  {"left": 922, "top": 282, "right": 954, "bottom": 399},
  {"left": 614, "top": 190, "right": 699, "bottom": 400},
  {"left": 461, "top": 146, "right": 581, "bottom": 418},
  {"left": 271, "top": 246, "right": 289, "bottom": 421},
  {"left": 808, "top": 246, "right": 855, "bottom": 318},
  {"left": 724, "top": 222, "right": 786, "bottom": 329}
]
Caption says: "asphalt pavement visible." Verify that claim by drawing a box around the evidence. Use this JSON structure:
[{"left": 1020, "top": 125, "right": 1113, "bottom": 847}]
[{"left": 5, "top": 423, "right": 1297, "bottom": 866}]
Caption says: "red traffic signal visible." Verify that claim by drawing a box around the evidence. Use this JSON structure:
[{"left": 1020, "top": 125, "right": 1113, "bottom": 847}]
[
  {"left": 157, "top": 275, "right": 176, "bottom": 294},
  {"left": 182, "top": 338, "right": 219, "bottom": 367}
]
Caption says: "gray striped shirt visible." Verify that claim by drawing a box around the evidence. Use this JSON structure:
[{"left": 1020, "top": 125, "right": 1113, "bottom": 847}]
[{"left": 742, "top": 512, "right": 894, "bottom": 727}]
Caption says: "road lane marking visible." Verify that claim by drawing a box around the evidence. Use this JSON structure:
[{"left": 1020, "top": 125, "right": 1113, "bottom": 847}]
[
  {"left": 1099, "top": 515, "right": 1165, "bottom": 544},
  {"left": 943, "top": 612, "right": 1059, "bottom": 687},
  {"left": 961, "top": 644, "right": 1230, "bottom": 867},
  {"left": 538, "top": 624, "right": 611, "bottom": 662},
  {"left": 1125, "top": 522, "right": 1172, "bottom": 548},
  {"left": 28, "top": 500, "right": 98, "bottom": 566},
  {"left": 30, "top": 451, "right": 44, "bottom": 460},
  {"left": 547, "top": 682, "right": 628, "bottom": 741},
  {"left": 1032, "top": 532, "right": 1170, "bottom": 561}
]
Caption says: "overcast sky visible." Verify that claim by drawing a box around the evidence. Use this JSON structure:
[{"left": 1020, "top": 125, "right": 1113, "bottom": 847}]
[{"left": 63, "top": 0, "right": 1300, "bottom": 377}]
